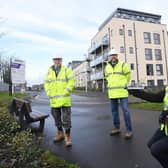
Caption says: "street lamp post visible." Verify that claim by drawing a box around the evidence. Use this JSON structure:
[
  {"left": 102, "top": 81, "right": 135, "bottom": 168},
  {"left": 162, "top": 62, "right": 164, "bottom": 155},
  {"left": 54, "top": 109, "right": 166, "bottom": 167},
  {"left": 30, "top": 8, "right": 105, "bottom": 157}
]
[
  {"left": 85, "top": 71, "right": 88, "bottom": 92},
  {"left": 101, "top": 45, "right": 105, "bottom": 92},
  {"left": 83, "top": 54, "right": 90, "bottom": 93},
  {"left": 9, "top": 57, "right": 12, "bottom": 96}
]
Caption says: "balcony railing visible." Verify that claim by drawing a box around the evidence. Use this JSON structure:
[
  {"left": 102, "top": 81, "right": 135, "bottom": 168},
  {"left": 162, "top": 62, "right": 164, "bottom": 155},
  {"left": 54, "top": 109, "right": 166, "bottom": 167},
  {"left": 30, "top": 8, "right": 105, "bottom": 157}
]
[
  {"left": 88, "top": 37, "right": 109, "bottom": 54},
  {"left": 90, "top": 52, "right": 109, "bottom": 67},
  {"left": 90, "top": 56, "right": 103, "bottom": 67},
  {"left": 90, "top": 71, "right": 104, "bottom": 80}
]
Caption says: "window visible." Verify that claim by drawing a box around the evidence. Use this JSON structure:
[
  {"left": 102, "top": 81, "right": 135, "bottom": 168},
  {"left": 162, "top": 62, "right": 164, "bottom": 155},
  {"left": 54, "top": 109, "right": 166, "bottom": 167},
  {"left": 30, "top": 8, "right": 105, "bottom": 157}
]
[
  {"left": 156, "top": 64, "right": 163, "bottom": 75},
  {"left": 120, "top": 46, "right": 125, "bottom": 53},
  {"left": 131, "top": 80, "right": 136, "bottom": 86},
  {"left": 153, "top": 33, "right": 160, "bottom": 44},
  {"left": 144, "top": 32, "right": 151, "bottom": 44},
  {"left": 130, "top": 63, "right": 134, "bottom": 70},
  {"left": 128, "top": 30, "right": 132, "bottom": 36},
  {"left": 111, "top": 29, "right": 113, "bottom": 37},
  {"left": 155, "top": 49, "right": 162, "bottom": 60},
  {"left": 145, "top": 48, "right": 152, "bottom": 60},
  {"left": 102, "top": 34, "right": 108, "bottom": 42},
  {"left": 129, "top": 47, "right": 134, "bottom": 54},
  {"left": 157, "top": 80, "right": 164, "bottom": 86},
  {"left": 147, "top": 80, "right": 155, "bottom": 87},
  {"left": 119, "top": 29, "right": 124, "bottom": 35},
  {"left": 146, "top": 64, "right": 154, "bottom": 76}
]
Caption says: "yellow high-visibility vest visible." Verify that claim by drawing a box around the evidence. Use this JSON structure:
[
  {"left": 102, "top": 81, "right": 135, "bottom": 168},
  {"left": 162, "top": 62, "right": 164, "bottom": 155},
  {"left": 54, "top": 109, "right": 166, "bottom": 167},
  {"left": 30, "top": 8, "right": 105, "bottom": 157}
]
[
  {"left": 105, "top": 61, "right": 131, "bottom": 98},
  {"left": 160, "top": 86, "right": 168, "bottom": 136},
  {"left": 163, "top": 86, "right": 168, "bottom": 110},
  {"left": 44, "top": 65, "right": 75, "bottom": 108}
]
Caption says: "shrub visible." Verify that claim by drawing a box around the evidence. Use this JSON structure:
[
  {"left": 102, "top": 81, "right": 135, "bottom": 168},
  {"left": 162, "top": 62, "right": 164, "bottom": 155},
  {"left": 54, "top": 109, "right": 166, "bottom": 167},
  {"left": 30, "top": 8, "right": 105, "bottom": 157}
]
[
  {"left": 10, "top": 130, "right": 42, "bottom": 168},
  {"left": 0, "top": 93, "right": 79, "bottom": 168}
]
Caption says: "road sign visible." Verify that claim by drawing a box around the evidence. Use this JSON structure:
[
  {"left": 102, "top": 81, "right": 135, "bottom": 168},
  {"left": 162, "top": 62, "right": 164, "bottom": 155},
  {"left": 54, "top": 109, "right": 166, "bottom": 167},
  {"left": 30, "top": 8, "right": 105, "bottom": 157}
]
[{"left": 11, "top": 59, "right": 25, "bottom": 84}]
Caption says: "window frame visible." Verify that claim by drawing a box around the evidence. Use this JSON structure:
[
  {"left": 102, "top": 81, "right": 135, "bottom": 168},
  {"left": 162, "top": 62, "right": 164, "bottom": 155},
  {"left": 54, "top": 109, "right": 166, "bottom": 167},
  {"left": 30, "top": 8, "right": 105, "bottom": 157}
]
[
  {"left": 155, "top": 49, "right": 162, "bottom": 60},
  {"left": 153, "top": 33, "right": 161, "bottom": 45},
  {"left": 120, "top": 46, "right": 125, "bottom": 53},
  {"left": 129, "top": 47, "right": 134, "bottom": 54},
  {"left": 119, "top": 29, "right": 124, "bottom": 35},
  {"left": 144, "top": 32, "right": 151, "bottom": 44},
  {"left": 128, "top": 30, "right": 132, "bottom": 36},
  {"left": 145, "top": 48, "right": 152, "bottom": 60},
  {"left": 147, "top": 80, "right": 155, "bottom": 87},
  {"left": 146, "top": 64, "right": 154, "bottom": 76},
  {"left": 156, "top": 64, "right": 163, "bottom": 76},
  {"left": 157, "top": 80, "right": 164, "bottom": 86},
  {"left": 130, "top": 63, "right": 134, "bottom": 70}
]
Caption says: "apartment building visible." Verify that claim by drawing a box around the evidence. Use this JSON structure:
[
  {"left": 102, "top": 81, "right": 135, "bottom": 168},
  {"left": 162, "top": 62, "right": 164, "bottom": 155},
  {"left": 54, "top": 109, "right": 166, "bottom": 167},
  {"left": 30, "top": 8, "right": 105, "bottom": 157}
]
[
  {"left": 88, "top": 8, "right": 168, "bottom": 90},
  {"left": 67, "top": 61, "right": 83, "bottom": 70},
  {"left": 73, "top": 59, "right": 90, "bottom": 90}
]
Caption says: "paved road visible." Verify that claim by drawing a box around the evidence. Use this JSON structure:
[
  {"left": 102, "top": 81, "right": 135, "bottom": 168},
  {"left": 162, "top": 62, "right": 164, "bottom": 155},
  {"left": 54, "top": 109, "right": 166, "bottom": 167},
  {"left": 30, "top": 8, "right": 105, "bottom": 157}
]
[{"left": 31, "top": 91, "right": 162, "bottom": 168}]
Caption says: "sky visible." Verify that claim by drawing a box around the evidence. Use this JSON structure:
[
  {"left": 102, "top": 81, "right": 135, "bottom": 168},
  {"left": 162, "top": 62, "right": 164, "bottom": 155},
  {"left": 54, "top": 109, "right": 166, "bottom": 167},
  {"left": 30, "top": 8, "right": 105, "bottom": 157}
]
[{"left": 0, "top": 0, "right": 168, "bottom": 86}]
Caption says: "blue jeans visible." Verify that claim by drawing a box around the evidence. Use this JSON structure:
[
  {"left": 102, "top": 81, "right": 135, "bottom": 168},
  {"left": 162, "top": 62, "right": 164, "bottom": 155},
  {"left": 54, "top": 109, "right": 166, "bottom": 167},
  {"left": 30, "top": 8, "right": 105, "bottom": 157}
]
[{"left": 110, "top": 98, "right": 132, "bottom": 131}]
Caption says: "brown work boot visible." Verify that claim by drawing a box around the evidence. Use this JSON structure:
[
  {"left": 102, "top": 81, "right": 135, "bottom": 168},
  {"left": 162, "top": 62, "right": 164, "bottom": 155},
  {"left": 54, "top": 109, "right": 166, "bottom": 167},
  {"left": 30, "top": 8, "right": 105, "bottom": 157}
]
[
  {"left": 65, "top": 133, "right": 72, "bottom": 147},
  {"left": 53, "top": 130, "right": 64, "bottom": 142},
  {"left": 124, "top": 131, "right": 133, "bottom": 139},
  {"left": 109, "top": 128, "right": 121, "bottom": 136}
]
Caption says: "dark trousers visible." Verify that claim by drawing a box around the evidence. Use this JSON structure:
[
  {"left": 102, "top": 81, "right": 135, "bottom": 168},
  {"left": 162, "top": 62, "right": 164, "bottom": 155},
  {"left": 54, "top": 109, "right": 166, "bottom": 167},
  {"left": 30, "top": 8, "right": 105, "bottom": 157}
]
[
  {"left": 51, "top": 107, "right": 71, "bottom": 132},
  {"left": 148, "top": 128, "right": 168, "bottom": 168}
]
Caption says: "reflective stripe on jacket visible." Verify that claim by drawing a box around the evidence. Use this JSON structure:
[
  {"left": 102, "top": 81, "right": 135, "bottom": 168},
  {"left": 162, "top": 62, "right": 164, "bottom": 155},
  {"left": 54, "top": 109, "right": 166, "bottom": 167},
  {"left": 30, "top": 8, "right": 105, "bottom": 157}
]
[
  {"left": 44, "top": 65, "right": 75, "bottom": 108},
  {"left": 105, "top": 61, "right": 131, "bottom": 98}
]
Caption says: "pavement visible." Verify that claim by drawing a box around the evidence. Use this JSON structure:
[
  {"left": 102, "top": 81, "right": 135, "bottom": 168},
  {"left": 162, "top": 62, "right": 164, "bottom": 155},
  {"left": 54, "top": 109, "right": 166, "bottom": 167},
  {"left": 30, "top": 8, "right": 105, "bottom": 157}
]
[{"left": 30, "top": 91, "right": 162, "bottom": 168}]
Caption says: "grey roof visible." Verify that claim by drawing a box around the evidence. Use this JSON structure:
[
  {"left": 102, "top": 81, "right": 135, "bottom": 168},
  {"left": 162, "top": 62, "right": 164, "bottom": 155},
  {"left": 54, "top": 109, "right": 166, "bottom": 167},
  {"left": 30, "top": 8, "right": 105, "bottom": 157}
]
[{"left": 99, "top": 8, "right": 162, "bottom": 31}]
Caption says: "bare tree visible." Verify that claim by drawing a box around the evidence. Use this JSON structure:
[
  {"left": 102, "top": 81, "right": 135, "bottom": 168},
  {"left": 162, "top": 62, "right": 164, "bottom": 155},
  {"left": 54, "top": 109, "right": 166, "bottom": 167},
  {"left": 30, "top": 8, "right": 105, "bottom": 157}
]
[
  {"left": 0, "top": 17, "right": 11, "bottom": 84},
  {"left": 0, "top": 56, "right": 10, "bottom": 83},
  {"left": 2, "top": 59, "right": 10, "bottom": 83}
]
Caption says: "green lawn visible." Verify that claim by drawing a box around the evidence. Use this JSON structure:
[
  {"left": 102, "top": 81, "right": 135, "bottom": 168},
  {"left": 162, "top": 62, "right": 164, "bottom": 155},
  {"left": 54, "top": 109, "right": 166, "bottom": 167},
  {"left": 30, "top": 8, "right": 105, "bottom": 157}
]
[
  {"left": 0, "top": 91, "right": 27, "bottom": 102},
  {"left": 129, "top": 102, "right": 163, "bottom": 111}
]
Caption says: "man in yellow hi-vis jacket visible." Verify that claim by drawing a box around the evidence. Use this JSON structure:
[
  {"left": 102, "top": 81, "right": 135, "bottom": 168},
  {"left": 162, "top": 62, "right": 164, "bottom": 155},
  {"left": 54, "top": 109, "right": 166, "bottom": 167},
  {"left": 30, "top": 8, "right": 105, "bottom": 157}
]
[
  {"left": 105, "top": 49, "right": 133, "bottom": 139},
  {"left": 44, "top": 56, "right": 75, "bottom": 147}
]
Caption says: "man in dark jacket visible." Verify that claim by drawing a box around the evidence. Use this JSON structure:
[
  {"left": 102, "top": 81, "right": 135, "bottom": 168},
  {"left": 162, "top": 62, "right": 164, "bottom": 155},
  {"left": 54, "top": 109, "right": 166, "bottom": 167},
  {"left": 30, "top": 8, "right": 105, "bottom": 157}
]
[{"left": 129, "top": 88, "right": 168, "bottom": 168}]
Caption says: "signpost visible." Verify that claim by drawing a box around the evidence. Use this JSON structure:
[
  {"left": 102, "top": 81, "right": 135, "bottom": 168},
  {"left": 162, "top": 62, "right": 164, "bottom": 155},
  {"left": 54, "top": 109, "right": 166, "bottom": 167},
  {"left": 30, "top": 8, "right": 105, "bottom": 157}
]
[
  {"left": 9, "top": 59, "right": 25, "bottom": 95},
  {"left": 11, "top": 59, "right": 25, "bottom": 84}
]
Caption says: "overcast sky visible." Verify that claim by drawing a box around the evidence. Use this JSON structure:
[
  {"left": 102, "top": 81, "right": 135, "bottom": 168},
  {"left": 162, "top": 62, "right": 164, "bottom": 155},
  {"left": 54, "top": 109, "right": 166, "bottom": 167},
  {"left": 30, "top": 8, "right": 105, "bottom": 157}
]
[{"left": 0, "top": 0, "right": 168, "bottom": 85}]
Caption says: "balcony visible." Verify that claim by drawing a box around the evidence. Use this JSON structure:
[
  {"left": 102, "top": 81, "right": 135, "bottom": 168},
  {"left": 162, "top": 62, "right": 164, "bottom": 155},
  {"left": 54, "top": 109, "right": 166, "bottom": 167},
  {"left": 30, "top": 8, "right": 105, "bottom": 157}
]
[
  {"left": 86, "top": 67, "right": 92, "bottom": 72},
  {"left": 103, "top": 52, "right": 108, "bottom": 60},
  {"left": 85, "top": 56, "right": 91, "bottom": 62},
  {"left": 90, "top": 52, "right": 109, "bottom": 67},
  {"left": 80, "top": 67, "right": 91, "bottom": 73},
  {"left": 90, "top": 56, "right": 103, "bottom": 67},
  {"left": 88, "top": 36, "right": 109, "bottom": 54},
  {"left": 90, "top": 71, "right": 104, "bottom": 81}
]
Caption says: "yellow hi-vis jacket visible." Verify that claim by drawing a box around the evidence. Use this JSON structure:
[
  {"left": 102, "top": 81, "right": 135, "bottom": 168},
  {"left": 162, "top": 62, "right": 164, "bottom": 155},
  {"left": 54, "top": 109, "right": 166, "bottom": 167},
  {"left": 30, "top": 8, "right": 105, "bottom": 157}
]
[
  {"left": 44, "top": 65, "right": 75, "bottom": 108},
  {"left": 163, "top": 86, "right": 168, "bottom": 110},
  {"left": 161, "top": 86, "right": 168, "bottom": 136},
  {"left": 105, "top": 61, "right": 131, "bottom": 99}
]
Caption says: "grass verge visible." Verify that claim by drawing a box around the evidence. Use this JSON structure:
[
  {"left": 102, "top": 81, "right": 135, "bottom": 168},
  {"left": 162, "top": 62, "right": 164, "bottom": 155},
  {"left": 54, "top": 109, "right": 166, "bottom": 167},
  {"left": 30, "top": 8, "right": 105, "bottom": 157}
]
[
  {"left": 0, "top": 91, "right": 79, "bottom": 168},
  {"left": 129, "top": 102, "right": 163, "bottom": 111}
]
